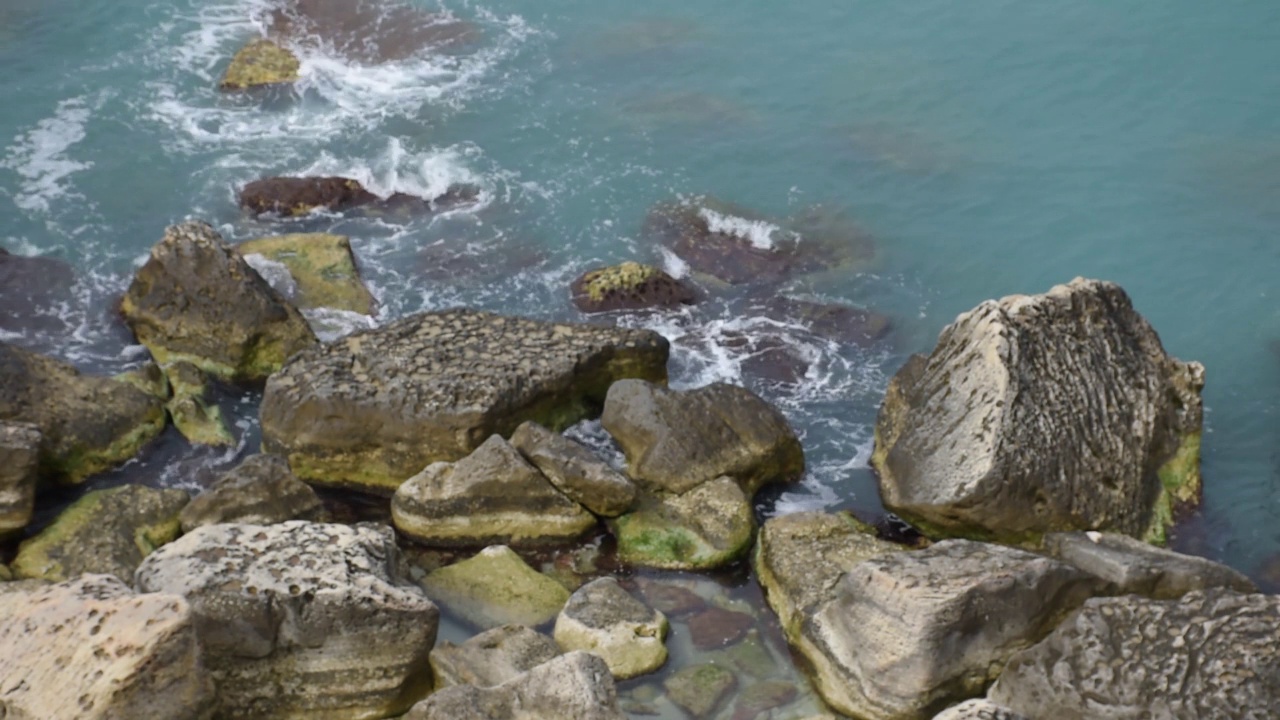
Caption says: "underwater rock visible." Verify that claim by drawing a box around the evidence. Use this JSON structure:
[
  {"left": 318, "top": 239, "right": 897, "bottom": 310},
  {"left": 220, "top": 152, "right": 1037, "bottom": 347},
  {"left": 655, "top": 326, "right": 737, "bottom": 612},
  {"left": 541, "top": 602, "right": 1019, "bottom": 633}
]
[
  {"left": 730, "top": 680, "right": 800, "bottom": 720},
  {"left": 179, "top": 453, "right": 324, "bottom": 532},
  {"left": 163, "top": 361, "right": 234, "bottom": 447},
  {"left": 553, "top": 577, "right": 668, "bottom": 679},
  {"left": 510, "top": 421, "right": 637, "bottom": 517},
  {"left": 0, "top": 421, "right": 40, "bottom": 538},
  {"left": 267, "top": 0, "right": 479, "bottom": 64},
  {"left": 664, "top": 664, "right": 737, "bottom": 720},
  {"left": 722, "top": 331, "right": 813, "bottom": 386},
  {"left": 420, "top": 545, "right": 570, "bottom": 629},
  {"left": 686, "top": 605, "right": 754, "bottom": 651},
  {"left": 239, "top": 232, "right": 377, "bottom": 316},
  {"left": 0, "top": 248, "right": 76, "bottom": 337},
  {"left": 570, "top": 261, "right": 697, "bottom": 314},
  {"left": 751, "top": 294, "right": 892, "bottom": 347},
  {"left": 220, "top": 38, "right": 300, "bottom": 91},
  {"left": 1042, "top": 531, "right": 1255, "bottom": 600},
  {"left": 430, "top": 624, "right": 560, "bottom": 690},
  {"left": 608, "top": 477, "right": 754, "bottom": 571}
]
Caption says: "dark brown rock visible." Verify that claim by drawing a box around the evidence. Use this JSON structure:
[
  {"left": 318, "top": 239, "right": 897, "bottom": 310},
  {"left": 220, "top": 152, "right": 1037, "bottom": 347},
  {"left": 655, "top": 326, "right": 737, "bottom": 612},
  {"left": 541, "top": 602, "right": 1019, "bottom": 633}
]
[
  {"left": 687, "top": 606, "right": 754, "bottom": 650},
  {"left": 510, "top": 421, "right": 637, "bottom": 517},
  {"left": 267, "top": 0, "right": 479, "bottom": 64},
  {"left": 752, "top": 295, "right": 892, "bottom": 347},
  {"left": 633, "top": 578, "right": 705, "bottom": 617},
  {"left": 239, "top": 176, "right": 379, "bottom": 217}
]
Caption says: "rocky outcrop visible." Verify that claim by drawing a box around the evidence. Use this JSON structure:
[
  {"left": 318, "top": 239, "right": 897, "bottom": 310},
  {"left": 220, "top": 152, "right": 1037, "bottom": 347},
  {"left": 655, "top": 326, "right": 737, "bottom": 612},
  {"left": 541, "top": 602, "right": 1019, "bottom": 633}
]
[
  {"left": 664, "top": 664, "right": 737, "bottom": 719},
  {"left": 164, "top": 361, "right": 234, "bottom": 447},
  {"left": 121, "top": 221, "right": 317, "bottom": 382},
  {"left": 873, "top": 278, "right": 1205, "bottom": 545},
  {"left": 11, "top": 484, "right": 188, "bottom": 582},
  {"left": 179, "top": 453, "right": 324, "bottom": 532},
  {"left": 609, "top": 477, "right": 754, "bottom": 570},
  {"left": 430, "top": 624, "right": 560, "bottom": 690},
  {"left": 220, "top": 38, "right": 300, "bottom": 91},
  {"left": 570, "top": 261, "right": 697, "bottom": 313},
  {"left": 266, "top": 0, "right": 478, "bottom": 64},
  {"left": 421, "top": 545, "right": 569, "bottom": 629},
  {"left": 554, "top": 577, "right": 668, "bottom": 679},
  {"left": 989, "top": 589, "right": 1280, "bottom": 719},
  {"left": 686, "top": 605, "right": 755, "bottom": 650},
  {"left": 261, "top": 309, "right": 668, "bottom": 493},
  {"left": 238, "top": 175, "right": 479, "bottom": 219},
  {"left": 0, "top": 422, "right": 40, "bottom": 537},
  {"left": 0, "top": 343, "right": 167, "bottom": 483},
  {"left": 135, "top": 521, "right": 438, "bottom": 719},
  {"left": 932, "top": 700, "right": 1029, "bottom": 720},
  {"left": 1043, "top": 531, "right": 1255, "bottom": 599},
  {"left": 392, "top": 434, "right": 597, "bottom": 546},
  {"left": 0, "top": 575, "right": 215, "bottom": 719},
  {"left": 510, "top": 421, "right": 636, "bottom": 517},
  {"left": 239, "top": 233, "right": 377, "bottom": 315}
]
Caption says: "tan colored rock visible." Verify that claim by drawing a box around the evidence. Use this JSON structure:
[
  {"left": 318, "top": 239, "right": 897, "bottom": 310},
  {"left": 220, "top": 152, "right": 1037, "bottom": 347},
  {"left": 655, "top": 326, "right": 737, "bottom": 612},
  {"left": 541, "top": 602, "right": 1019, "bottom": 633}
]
[
  {"left": 609, "top": 477, "right": 754, "bottom": 570},
  {"left": 430, "top": 624, "right": 560, "bottom": 690},
  {"left": 0, "top": 421, "right": 40, "bottom": 537},
  {"left": 164, "top": 361, "right": 234, "bottom": 447},
  {"left": 1043, "top": 531, "right": 1255, "bottom": 600},
  {"left": 554, "top": 577, "right": 668, "bottom": 679},
  {"left": 932, "top": 700, "right": 1029, "bottom": 720},
  {"left": 511, "top": 421, "right": 637, "bottom": 517},
  {"left": 421, "top": 545, "right": 570, "bottom": 630},
  {"left": 179, "top": 453, "right": 324, "bottom": 533}
]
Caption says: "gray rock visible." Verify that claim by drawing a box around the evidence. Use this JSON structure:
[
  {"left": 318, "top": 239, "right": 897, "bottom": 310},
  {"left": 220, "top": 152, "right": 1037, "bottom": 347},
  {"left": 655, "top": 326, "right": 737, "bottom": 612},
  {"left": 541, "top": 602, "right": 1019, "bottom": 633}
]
[
  {"left": 421, "top": 545, "right": 570, "bottom": 629},
  {"left": 0, "top": 421, "right": 41, "bottom": 537},
  {"left": 554, "top": 577, "right": 668, "bottom": 679},
  {"left": 405, "top": 651, "right": 627, "bottom": 720},
  {"left": 0, "top": 574, "right": 215, "bottom": 720},
  {"left": 430, "top": 624, "right": 560, "bottom": 690},
  {"left": 933, "top": 700, "right": 1030, "bottom": 720},
  {"left": 802, "top": 540, "right": 1101, "bottom": 720},
  {"left": 1043, "top": 531, "right": 1255, "bottom": 599},
  {"left": 873, "top": 278, "right": 1205, "bottom": 545},
  {"left": 392, "top": 434, "right": 597, "bottom": 547},
  {"left": 990, "top": 589, "right": 1280, "bottom": 720},
  {"left": 134, "top": 521, "right": 439, "bottom": 719},
  {"left": 664, "top": 664, "right": 736, "bottom": 719},
  {"left": 179, "top": 453, "right": 324, "bottom": 533},
  {"left": 260, "top": 308, "right": 669, "bottom": 494},
  {"left": 601, "top": 379, "right": 803, "bottom": 496},
  {"left": 608, "top": 477, "right": 754, "bottom": 570},
  {"left": 511, "top": 421, "right": 637, "bottom": 517}
]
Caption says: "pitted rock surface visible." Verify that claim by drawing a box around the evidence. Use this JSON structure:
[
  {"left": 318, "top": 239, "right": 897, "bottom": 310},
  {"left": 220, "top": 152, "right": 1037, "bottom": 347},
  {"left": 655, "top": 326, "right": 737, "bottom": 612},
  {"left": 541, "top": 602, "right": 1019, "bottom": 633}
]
[
  {"left": 179, "top": 453, "right": 324, "bottom": 532},
  {"left": 873, "top": 277, "right": 1204, "bottom": 545},
  {"left": 802, "top": 539, "right": 1101, "bottom": 720},
  {"left": 1043, "top": 531, "right": 1255, "bottom": 599},
  {"left": 989, "top": 589, "right": 1280, "bottom": 720},
  {"left": 261, "top": 308, "right": 668, "bottom": 493},
  {"left": 511, "top": 421, "right": 637, "bottom": 517},
  {"left": 421, "top": 545, "right": 570, "bottom": 629},
  {"left": 554, "top": 577, "right": 668, "bottom": 679},
  {"left": 932, "top": 700, "right": 1029, "bottom": 720},
  {"left": 0, "top": 421, "right": 40, "bottom": 537},
  {"left": 238, "top": 232, "right": 376, "bottom": 315},
  {"left": 601, "top": 379, "right": 803, "bottom": 496},
  {"left": 609, "top": 477, "right": 755, "bottom": 570},
  {"left": 0, "top": 574, "right": 215, "bottom": 720},
  {"left": 430, "top": 624, "right": 561, "bottom": 690},
  {"left": 121, "top": 221, "right": 317, "bottom": 381},
  {"left": 135, "top": 521, "right": 439, "bottom": 719}
]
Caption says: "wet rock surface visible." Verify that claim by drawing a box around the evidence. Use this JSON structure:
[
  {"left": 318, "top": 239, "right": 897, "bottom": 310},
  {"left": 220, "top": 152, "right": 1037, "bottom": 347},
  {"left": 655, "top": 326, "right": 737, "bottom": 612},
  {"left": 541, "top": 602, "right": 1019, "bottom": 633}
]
[
  {"left": 220, "top": 38, "right": 300, "bottom": 91},
  {"left": 687, "top": 605, "right": 754, "bottom": 651},
  {"left": 0, "top": 421, "right": 41, "bottom": 537},
  {"left": 1043, "top": 530, "right": 1256, "bottom": 599},
  {"left": 239, "top": 232, "right": 377, "bottom": 315},
  {"left": 609, "top": 477, "right": 755, "bottom": 570},
  {"left": 179, "top": 453, "right": 324, "bottom": 532},
  {"left": 266, "top": 0, "right": 479, "bottom": 64},
  {"left": 571, "top": 261, "right": 698, "bottom": 314},
  {"left": 430, "top": 624, "right": 560, "bottom": 690},
  {"left": 420, "top": 545, "right": 570, "bottom": 629},
  {"left": 238, "top": 175, "right": 480, "bottom": 219},
  {"left": 0, "top": 249, "right": 76, "bottom": 337},
  {"left": 665, "top": 663, "right": 737, "bottom": 719},
  {"left": 511, "top": 420, "right": 637, "bottom": 517},
  {"left": 750, "top": 294, "right": 893, "bottom": 347},
  {"left": 554, "top": 577, "right": 668, "bottom": 679}
]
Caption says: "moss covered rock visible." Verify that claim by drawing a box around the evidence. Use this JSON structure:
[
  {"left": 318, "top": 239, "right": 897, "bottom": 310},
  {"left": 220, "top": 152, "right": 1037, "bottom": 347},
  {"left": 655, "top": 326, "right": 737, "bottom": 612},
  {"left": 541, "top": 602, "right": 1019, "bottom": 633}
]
[
  {"left": 163, "top": 361, "right": 234, "bottom": 447},
  {"left": 239, "top": 233, "right": 376, "bottom": 315},
  {"left": 609, "top": 477, "right": 754, "bottom": 571},
  {"left": 421, "top": 545, "right": 570, "bottom": 629},
  {"left": 219, "top": 38, "right": 300, "bottom": 92},
  {"left": 570, "top": 261, "right": 696, "bottom": 314}
]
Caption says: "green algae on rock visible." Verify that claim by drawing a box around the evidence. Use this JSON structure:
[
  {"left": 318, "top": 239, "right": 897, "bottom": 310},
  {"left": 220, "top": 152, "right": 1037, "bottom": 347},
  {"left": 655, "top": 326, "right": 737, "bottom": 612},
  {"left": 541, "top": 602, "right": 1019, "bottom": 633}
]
[
  {"left": 163, "top": 361, "right": 234, "bottom": 447},
  {"left": 609, "top": 477, "right": 754, "bottom": 571},
  {"left": 570, "top": 261, "right": 696, "bottom": 314},
  {"left": 219, "top": 38, "right": 301, "bottom": 91},
  {"left": 422, "top": 545, "right": 570, "bottom": 629},
  {"left": 239, "top": 233, "right": 377, "bottom": 315}
]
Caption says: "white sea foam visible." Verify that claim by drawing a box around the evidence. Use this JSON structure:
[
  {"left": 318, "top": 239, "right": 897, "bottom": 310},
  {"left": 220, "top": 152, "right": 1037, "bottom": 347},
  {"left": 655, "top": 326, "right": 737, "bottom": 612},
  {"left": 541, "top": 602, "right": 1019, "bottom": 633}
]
[
  {"left": 303, "top": 307, "right": 379, "bottom": 342},
  {"left": 296, "top": 138, "right": 486, "bottom": 205},
  {"left": 242, "top": 253, "right": 299, "bottom": 297},
  {"left": 697, "top": 207, "right": 783, "bottom": 250},
  {"left": 2, "top": 97, "right": 96, "bottom": 213}
]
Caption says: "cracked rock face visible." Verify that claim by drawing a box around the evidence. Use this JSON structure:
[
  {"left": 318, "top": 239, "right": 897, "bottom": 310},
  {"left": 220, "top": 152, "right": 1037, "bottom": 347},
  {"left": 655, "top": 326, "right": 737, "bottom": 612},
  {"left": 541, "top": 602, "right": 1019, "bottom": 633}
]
[
  {"left": 135, "top": 521, "right": 439, "bottom": 719},
  {"left": 608, "top": 477, "right": 755, "bottom": 571},
  {"left": 430, "top": 624, "right": 561, "bottom": 690},
  {"left": 260, "top": 308, "right": 669, "bottom": 494},
  {"left": 554, "top": 577, "right": 668, "bottom": 679}
]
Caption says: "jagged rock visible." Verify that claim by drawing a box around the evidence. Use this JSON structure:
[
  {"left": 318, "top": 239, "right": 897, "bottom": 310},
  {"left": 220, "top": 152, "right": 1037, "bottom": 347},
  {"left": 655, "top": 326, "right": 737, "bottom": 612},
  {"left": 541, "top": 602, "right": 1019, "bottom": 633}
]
[
  {"left": 135, "top": 521, "right": 438, "bottom": 719},
  {"left": 664, "top": 664, "right": 736, "bottom": 719},
  {"left": 802, "top": 540, "right": 1101, "bottom": 720},
  {"left": 554, "top": 577, "right": 668, "bottom": 679},
  {"left": 873, "top": 278, "right": 1205, "bottom": 545},
  {"left": 0, "top": 248, "right": 76, "bottom": 337},
  {"left": 989, "top": 590, "right": 1280, "bottom": 719},
  {"left": 1043, "top": 531, "right": 1255, "bottom": 599},
  {"left": 238, "top": 175, "right": 480, "bottom": 219},
  {"left": 421, "top": 545, "right": 569, "bottom": 629},
  {"left": 601, "top": 380, "right": 803, "bottom": 496},
  {"left": 609, "top": 477, "right": 754, "bottom": 570},
  {"left": 179, "top": 453, "right": 324, "bottom": 533},
  {"left": 392, "top": 434, "right": 597, "bottom": 546},
  {"left": 430, "top": 624, "right": 560, "bottom": 690},
  {"left": 405, "top": 651, "right": 627, "bottom": 720},
  {"left": 0, "top": 564, "right": 10, "bottom": 581},
  {"left": 0, "top": 575, "right": 215, "bottom": 719},
  {"left": 267, "top": 0, "right": 478, "bottom": 64},
  {"left": 239, "top": 233, "right": 377, "bottom": 315},
  {"left": 510, "top": 421, "right": 637, "bottom": 517},
  {"left": 687, "top": 605, "right": 754, "bottom": 650},
  {"left": 932, "top": 700, "right": 1029, "bottom": 720},
  {"left": 121, "top": 221, "right": 317, "bottom": 382},
  {"left": 0, "top": 343, "right": 167, "bottom": 483},
  {"left": 12, "top": 484, "right": 188, "bottom": 582},
  {"left": 220, "top": 38, "right": 300, "bottom": 91},
  {"left": 0, "top": 421, "right": 40, "bottom": 537},
  {"left": 164, "top": 361, "right": 234, "bottom": 447},
  {"left": 262, "top": 309, "right": 668, "bottom": 493},
  {"left": 570, "top": 261, "right": 697, "bottom": 313}
]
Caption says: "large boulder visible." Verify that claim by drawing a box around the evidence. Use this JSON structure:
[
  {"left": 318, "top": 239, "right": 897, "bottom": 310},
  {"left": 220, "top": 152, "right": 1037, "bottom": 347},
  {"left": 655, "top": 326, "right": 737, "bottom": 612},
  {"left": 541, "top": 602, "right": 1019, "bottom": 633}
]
[
  {"left": 421, "top": 545, "right": 570, "bottom": 629},
  {"left": 1043, "top": 531, "right": 1255, "bottom": 599},
  {"left": 510, "top": 421, "right": 637, "bottom": 517},
  {"left": 179, "top": 453, "right": 324, "bottom": 532},
  {"left": 266, "top": 0, "right": 478, "bottom": 64},
  {"left": 933, "top": 700, "right": 1029, "bottom": 720},
  {"left": 608, "top": 477, "right": 754, "bottom": 570},
  {"left": 989, "top": 589, "right": 1280, "bottom": 719},
  {"left": 873, "top": 278, "right": 1205, "bottom": 545},
  {"left": 0, "top": 343, "right": 167, "bottom": 483},
  {"left": 0, "top": 575, "right": 215, "bottom": 719},
  {"left": 430, "top": 624, "right": 560, "bottom": 690},
  {"left": 239, "top": 232, "right": 377, "bottom": 315},
  {"left": 220, "top": 38, "right": 300, "bottom": 91},
  {"left": 261, "top": 309, "right": 669, "bottom": 493},
  {"left": 553, "top": 577, "right": 668, "bottom": 679},
  {"left": 802, "top": 540, "right": 1101, "bottom": 720},
  {"left": 570, "top": 261, "right": 697, "bottom": 314},
  {"left": 0, "top": 421, "right": 41, "bottom": 537},
  {"left": 120, "top": 221, "right": 317, "bottom": 382},
  {"left": 135, "top": 521, "right": 439, "bottom": 719},
  {"left": 11, "top": 484, "right": 188, "bottom": 582}
]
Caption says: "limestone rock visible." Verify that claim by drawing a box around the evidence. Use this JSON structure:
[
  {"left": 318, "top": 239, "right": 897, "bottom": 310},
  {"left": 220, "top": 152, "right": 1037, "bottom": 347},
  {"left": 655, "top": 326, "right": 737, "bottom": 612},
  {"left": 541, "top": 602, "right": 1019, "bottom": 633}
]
[
  {"left": 0, "top": 564, "right": 10, "bottom": 581},
  {"left": 873, "top": 278, "right": 1205, "bottom": 545},
  {"left": 430, "top": 624, "right": 560, "bottom": 690},
  {"left": 0, "top": 421, "right": 40, "bottom": 537},
  {"left": 0, "top": 343, "right": 167, "bottom": 483},
  {"left": 261, "top": 308, "right": 669, "bottom": 493},
  {"left": 1043, "top": 531, "right": 1255, "bottom": 599},
  {"left": 932, "top": 700, "right": 1029, "bottom": 720},
  {"left": 570, "top": 261, "right": 697, "bottom": 313},
  {"left": 239, "top": 233, "right": 376, "bottom": 315},
  {"left": 989, "top": 589, "right": 1280, "bottom": 720},
  {"left": 220, "top": 38, "right": 300, "bottom": 91},
  {"left": 164, "top": 361, "right": 234, "bottom": 447},
  {"left": 803, "top": 539, "right": 1101, "bottom": 720},
  {"left": 12, "top": 484, "right": 188, "bottom": 582},
  {"left": 511, "top": 421, "right": 637, "bottom": 517},
  {"left": 554, "top": 577, "right": 668, "bottom": 679},
  {"left": 601, "top": 379, "right": 803, "bottom": 496},
  {"left": 179, "top": 453, "right": 324, "bottom": 533},
  {"left": 0, "top": 575, "right": 215, "bottom": 719},
  {"left": 421, "top": 545, "right": 570, "bottom": 629},
  {"left": 633, "top": 577, "right": 706, "bottom": 617},
  {"left": 609, "top": 477, "right": 754, "bottom": 570},
  {"left": 664, "top": 664, "right": 736, "bottom": 719},
  {"left": 134, "top": 521, "right": 438, "bottom": 719},
  {"left": 121, "top": 221, "right": 317, "bottom": 382}
]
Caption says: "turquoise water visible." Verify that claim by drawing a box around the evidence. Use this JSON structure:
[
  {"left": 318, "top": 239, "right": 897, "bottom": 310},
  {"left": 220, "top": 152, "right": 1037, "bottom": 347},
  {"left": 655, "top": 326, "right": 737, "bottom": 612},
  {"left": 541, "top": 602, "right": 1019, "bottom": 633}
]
[{"left": 3, "top": 0, "right": 1280, "bottom": 588}]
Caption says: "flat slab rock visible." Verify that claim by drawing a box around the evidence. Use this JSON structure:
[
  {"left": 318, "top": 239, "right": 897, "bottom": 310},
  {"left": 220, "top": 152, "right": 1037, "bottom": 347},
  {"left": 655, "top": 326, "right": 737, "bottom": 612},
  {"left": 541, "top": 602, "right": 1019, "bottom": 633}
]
[
  {"left": 554, "top": 577, "right": 668, "bottom": 679},
  {"left": 260, "top": 308, "right": 669, "bottom": 493},
  {"left": 1043, "top": 531, "right": 1255, "bottom": 599},
  {"left": 430, "top": 624, "right": 560, "bottom": 690}
]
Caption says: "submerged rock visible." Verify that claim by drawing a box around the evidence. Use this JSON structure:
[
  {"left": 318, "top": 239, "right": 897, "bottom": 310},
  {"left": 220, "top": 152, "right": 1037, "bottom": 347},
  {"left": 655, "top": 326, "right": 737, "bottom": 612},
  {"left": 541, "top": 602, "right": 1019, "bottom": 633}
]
[
  {"left": 633, "top": 577, "right": 706, "bottom": 617},
  {"left": 0, "top": 248, "right": 76, "bottom": 337},
  {"left": 267, "top": 0, "right": 478, "bottom": 64},
  {"left": 0, "top": 421, "right": 41, "bottom": 538},
  {"left": 220, "top": 38, "right": 300, "bottom": 91},
  {"left": 421, "top": 545, "right": 570, "bottom": 629},
  {"left": 238, "top": 175, "right": 480, "bottom": 219},
  {"left": 570, "top": 261, "right": 697, "bottom": 314},
  {"left": 1043, "top": 531, "right": 1255, "bottom": 599},
  {"left": 239, "top": 232, "right": 377, "bottom": 315},
  {"left": 730, "top": 680, "right": 800, "bottom": 720},
  {"left": 430, "top": 624, "right": 560, "bottom": 690},
  {"left": 751, "top": 294, "right": 892, "bottom": 347},
  {"left": 665, "top": 664, "right": 737, "bottom": 720},
  {"left": 261, "top": 308, "right": 668, "bottom": 493},
  {"left": 510, "top": 420, "right": 637, "bottom": 517},
  {"left": 609, "top": 477, "right": 754, "bottom": 570},
  {"left": 553, "top": 577, "right": 668, "bottom": 679},
  {"left": 179, "top": 453, "right": 324, "bottom": 532},
  {"left": 164, "top": 361, "right": 234, "bottom": 447},
  {"left": 873, "top": 278, "right": 1205, "bottom": 545}
]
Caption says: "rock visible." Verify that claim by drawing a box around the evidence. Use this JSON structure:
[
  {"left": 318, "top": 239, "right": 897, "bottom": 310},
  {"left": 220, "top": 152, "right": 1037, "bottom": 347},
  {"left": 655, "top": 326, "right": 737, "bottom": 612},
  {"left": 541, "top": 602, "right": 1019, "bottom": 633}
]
[
  {"left": 0, "top": 421, "right": 41, "bottom": 537},
  {"left": 267, "top": 0, "right": 478, "bottom": 64},
  {"left": 135, "top": 521, "right": 438, "bottom": 719},
  {"left": 1043, "top": 531, "right": 1255, "bottom": 599},
  {"left": 989, "top": 589, "right": 1280, "bottom": 720},
  {"left": 392, "top": 434, "right": 597, "bottom": 546},
  {"left": 0, "top": 249, "right": 76, "bottom": 337},
  {"left": 220, "top": 38, "right": 300, "bottom": 91},
  {"left": 179, "top": 453, "right": 324, "bottom": 533},
  {"left": 0, "top": 564, "right": 10, "bottom": 581},
  {"left": 164, "top": 361, "right": 234, "bottom": 447},
  {"left": 510, "top": 421, "right": 637, "bottom": 517},
  {"left": 609, "top": 477, "right": 754, "bottom": 570},
  {"left": 430, "top": 624, "right": 560, "bottom": 690},
  {"left": 121, "top": 221, "right": 317, "bottom": 382},
  {"left": 421, "top": 545, "right": 570, "bottom": 629},
  {"left": 873, "top": 278, "right": 1205, "bottom": 545},
  {"left": 687, "top": 605, "right": 754, "bottom": 650},
  {"left": 553, "top": 577, "right": 668, "bottom": 679},
  {"left": 633, "top": 577, "right": 706, "bottom": 617},
  {"left": 722, "top": 331, "right": 813, "bottom": 386},
  {"left": 12, "top": 484, "right": 188, "bottom": 582},
  {"left": 664, "top": 664, "right": 737, "bottom": 719},
  {"left": 405, "top": 651, "right": 626, "bottom": 720},
  {"left": 239, "top": 175, "right": 378, "bottom": 216},
  {"left": 570, "top": 261, "right": 697, "bottom": 314},
  {"left": 730, "top": 680, "right": 800, "bottom": 720},
  {"left": 0, "top": 343, "right": 167, "bottom": 483},
  {"left": 239, "top": 233, "right": 377, "bottom": 315},
  {"left": 601, "top": 379, "right": 803, "bottom": 496},
  {"left": 802, "top": 539, "right": 1101, "bottom": 720},
  {"left": 0, "top": 575, "right": 215, "bottom": 719},
  {"left": 261, "top": 309, "right": 668, "bottom": 493},
  {"left": 751, "top": 294, "right": 892, "bottom": 347},
  {"left": 932, "top": 700, "right": 1029, "bottom": 720}
]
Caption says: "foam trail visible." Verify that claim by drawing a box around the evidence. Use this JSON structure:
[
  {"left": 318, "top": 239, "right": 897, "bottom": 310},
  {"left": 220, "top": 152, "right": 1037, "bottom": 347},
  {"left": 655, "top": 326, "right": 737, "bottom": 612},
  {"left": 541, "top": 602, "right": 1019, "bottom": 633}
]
[
  {"left": 698, "top": 207, "right": 785, "bottom": 250},
  {"left": 2, "top": 97, "right": 95, "bottom": 213}
]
